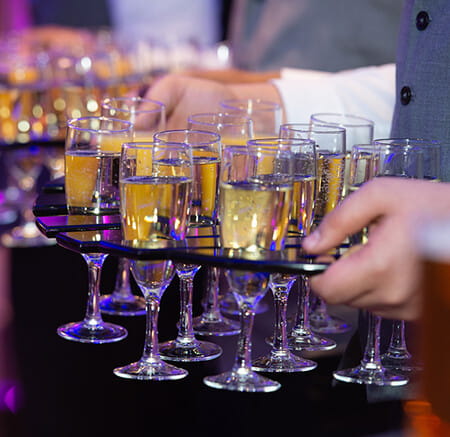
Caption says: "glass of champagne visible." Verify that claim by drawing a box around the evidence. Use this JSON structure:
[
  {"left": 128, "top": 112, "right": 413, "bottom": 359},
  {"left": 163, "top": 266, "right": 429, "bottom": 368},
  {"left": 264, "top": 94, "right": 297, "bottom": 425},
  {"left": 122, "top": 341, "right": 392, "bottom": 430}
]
[
  {"left": 332, "top": 142, "right": 425, "bottom": 385},
  {"left": 153, "top": 129, "right": 223, "bottom": 361},
  {"left": 99, "top": 96, "right": 166, "bottom": 316},
  {"left": 203, "top": 144, "right": 294, "bottom": 392},
  {"left": 280, "top": 122, "right": 346, "bottom": 351},
  {"left": 248, "top": 138, "right": 317, "bottom": 373},
  {"left": 374, "top": 138, "right": 440, "bottom": 375},
  {"left": 187, "top": 112, "right": 256, "bottom": 333},
  {"left": 308, "top": 113, "right": 374, "bottom": 334},
  {"left": 219, "top": 98, "right": 283, "bottom": 138},
  {"left": 58, "top": 116, "right": 133, "bottom": 343},
  {"left": 113, "top": 141, "right": 193, "bottom": 380}
]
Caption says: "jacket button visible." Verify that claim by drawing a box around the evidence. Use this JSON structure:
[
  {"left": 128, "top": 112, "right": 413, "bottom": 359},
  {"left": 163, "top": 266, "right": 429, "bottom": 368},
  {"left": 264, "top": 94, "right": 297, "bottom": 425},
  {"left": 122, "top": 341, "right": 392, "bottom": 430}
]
[
  {"left": 416, "top": 11, "right": 430, "bottom": 31},
  {"left": 400, "top": 86, "right": 412, "bottom": 105}
]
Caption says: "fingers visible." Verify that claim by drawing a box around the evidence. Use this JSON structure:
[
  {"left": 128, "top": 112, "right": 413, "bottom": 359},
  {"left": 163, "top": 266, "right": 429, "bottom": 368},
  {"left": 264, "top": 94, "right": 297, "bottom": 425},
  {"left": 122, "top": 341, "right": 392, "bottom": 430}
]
[
  {"left": 303, "top": 179, "right": 390, "bottom": 254},
  {"left": 144, "top": 75, "right": 179, "bottom": 116},
  {"left": 309, "top": 214, "right": 422, "bottom": 321}
]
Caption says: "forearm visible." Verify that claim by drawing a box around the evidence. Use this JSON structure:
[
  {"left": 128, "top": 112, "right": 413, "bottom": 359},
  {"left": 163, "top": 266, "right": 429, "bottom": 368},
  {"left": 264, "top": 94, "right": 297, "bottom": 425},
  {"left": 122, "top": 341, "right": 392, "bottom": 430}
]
[{"left": 273, "top": 64, "right": 396, "bottom": 139}]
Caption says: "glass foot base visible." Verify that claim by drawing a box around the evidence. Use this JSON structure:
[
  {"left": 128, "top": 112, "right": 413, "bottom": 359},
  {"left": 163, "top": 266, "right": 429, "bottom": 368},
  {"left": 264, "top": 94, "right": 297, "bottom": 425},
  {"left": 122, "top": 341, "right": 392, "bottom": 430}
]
[
  {"left": 203, "top": 369, "right": 281, "bottom": 392},
  {"left": 381, "top": 353, "right": 423, "bottom": 373},
  {"left": 252, "top": 351, "right": 317, "bottom": 373},
  {"left": 309, "top": 313, "right": 352, "bottom": 334},
  {"left": 286, "top": 331, "right": 337, "bottom": 352},
  {"left": 57, "top": 321, "right": 128, "bottom": 344},
  {"left": 114, "top": 358, "right": 188, "bottom": 381},
  {"left": 333, "top": 365, "right": 409, "bottom": 386},
  {"left": 220, "top": 293, "right": 269, "bottom": 316},
  {"left": 192, "top": 314, "right": 240, "bottom": 336},
  {"left": 99, "top": 294, "right": 146, "bottom": 316},
  {"left": 159, "top": 339, "right": 222, "bottom": 362}
]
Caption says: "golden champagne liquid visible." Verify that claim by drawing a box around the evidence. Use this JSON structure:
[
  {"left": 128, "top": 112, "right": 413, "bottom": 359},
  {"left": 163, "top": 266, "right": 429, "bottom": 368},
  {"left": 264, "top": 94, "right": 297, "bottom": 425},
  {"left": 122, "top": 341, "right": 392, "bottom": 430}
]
[
  {"left": 65, "top": 150, "right": 120, "bottom": 214},
  {"left": 191, "top": 156, "right": 220, "bottom": 224},
  {"left": 120, "top": 175, "right": 191, "bottom": 241},
  {"left": 219, "top": 180, "right": 292, "bottom": 252},
  {"left": 219, "top": 136, "right": 248, "bottom": 147},
  {"left": 99, "top": 135, "right": 131, "bottom": 153},
  {"left": 290, "top": 175, "right": 317, "bottom": 235},
  {"left": 316, "top": 152, "right": 346, "bottom": 219}
]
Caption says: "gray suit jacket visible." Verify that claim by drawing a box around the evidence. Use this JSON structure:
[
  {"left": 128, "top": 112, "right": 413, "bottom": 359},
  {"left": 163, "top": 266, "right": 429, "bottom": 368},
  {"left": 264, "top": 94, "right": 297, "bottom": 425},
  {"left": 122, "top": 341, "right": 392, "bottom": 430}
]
[
  {"left": 228, "top": 0, "right": 403, "bottom": 72},
  {"left": 391, "top": 0, "right": 450, "bottom": 181}
]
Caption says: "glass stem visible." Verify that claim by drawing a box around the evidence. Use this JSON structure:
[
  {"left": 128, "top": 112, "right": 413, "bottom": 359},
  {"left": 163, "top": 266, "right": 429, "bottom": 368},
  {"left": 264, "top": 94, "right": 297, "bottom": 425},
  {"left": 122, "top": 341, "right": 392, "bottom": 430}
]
[
  {"left": 200, "top": 266, "right": 223, "bottom": 321},
  {"left": 233, "top": 302, "right": 254, "bottom": 374},
  {"left": 312, "top": 295, "right": 328, "bottom": 318},
  {"left": 112, "top": 257, "right": 133, "bottom": 300},
  {"left": 291, "top": 275, "right": 312, "bottom": 335},
  {"left": 176, "top": 273, "right": 196, "bottom": 344},
  {"left": 386, "top": 320, "right": 411, "bottom": 359},
  {"left": 142, "top": 297, "right": 161, "bottom": 363},
  {"left": 82, "top": 253, "right": 107, "bottom": 327},
  {"left": 271, "top": 286, "right": 290, "bottom": 353},
  {"left": 360, "top": 312, "right": 383, "bottom": 370}
]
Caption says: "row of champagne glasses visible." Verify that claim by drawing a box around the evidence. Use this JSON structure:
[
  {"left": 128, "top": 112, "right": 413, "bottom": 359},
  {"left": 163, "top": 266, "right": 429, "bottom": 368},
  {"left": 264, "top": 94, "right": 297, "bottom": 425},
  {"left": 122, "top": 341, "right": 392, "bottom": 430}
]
[{"left": 333, "top": 138, "right": 441, "bottom": 386}]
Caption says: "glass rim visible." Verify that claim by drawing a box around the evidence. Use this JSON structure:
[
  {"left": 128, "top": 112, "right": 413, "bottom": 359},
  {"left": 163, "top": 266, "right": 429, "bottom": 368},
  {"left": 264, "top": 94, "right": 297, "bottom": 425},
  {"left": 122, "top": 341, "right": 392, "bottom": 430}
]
[
  {"left": 67, "top": 116, "right": 134, "bottom": 134},
  {"left": 280, "top": 122, "right": 346, "bottom": 134},
  {"left": 247, "top": 137, "right": 316, "bottom": 147},
  {"left": 374, "top": 137, "right": 441, "bottom": 146},
  {"left": 101, "top": 96, "right": 166, "bottom": 114},
  {"left": 187, "top": 112, "right": 253, "bottom": 127},
  {"left": 122, "top": 140, "right": 191, "bottom": 150},
  {"left": 220, "top": 98, "right": 282, "bottom": 112},
  {"left": 153, "top": 129, "right": 221, "bottom": 146},
  {"left": 311, "top": 112, "right": 374, "bottom": 128},
  {"left": 351, "top": 143, "right": 381, "bottom": 151}
]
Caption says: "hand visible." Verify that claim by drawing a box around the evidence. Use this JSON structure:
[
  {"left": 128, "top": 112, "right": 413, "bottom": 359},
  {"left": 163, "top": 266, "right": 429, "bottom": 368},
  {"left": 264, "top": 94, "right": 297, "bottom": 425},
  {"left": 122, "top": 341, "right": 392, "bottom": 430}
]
[
  {"left": 302, "top": 177, "right": 450, "bottom": 320},
  {"left": 143, "top": 73, "right": 282, "bottom": 129}
]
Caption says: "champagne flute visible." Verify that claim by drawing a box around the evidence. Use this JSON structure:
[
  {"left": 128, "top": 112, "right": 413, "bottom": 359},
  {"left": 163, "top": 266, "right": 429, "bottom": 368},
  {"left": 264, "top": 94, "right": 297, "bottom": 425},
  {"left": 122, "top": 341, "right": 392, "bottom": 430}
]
[
  {"left": 203, "top": 144, "right": 294, "bottom": 392},
  {"left": 249, "top": 138, "right": 317, "bottom": 373},
  {"left": 153, "top": 129, "right": 223, "bottom": 361},
  {"left": 99, "top": 96, "right": 166, "bottom": 316},
  {"left": 280, "top": 122, "right": 345, "bottom": 351},
  {"left": 309, "top": 113, "right": 374, "bottom": 334},
  {"left": 113, "top": 141, "right": 192, "bottom": 380},
  {"left": 375, "top": 138, "right": 440, "bottom": 375},
  {"left": 219, "top": 98, "right": 283, "bottom": 138},
  {"left": 58, "top": 116, "right": 133, "bottom": 343},
  {"left": 333, "top": 142, "right": 424, "bottom": 385},
  {"left": 187, "top": 112, "right": 256, "bottom": 333}
]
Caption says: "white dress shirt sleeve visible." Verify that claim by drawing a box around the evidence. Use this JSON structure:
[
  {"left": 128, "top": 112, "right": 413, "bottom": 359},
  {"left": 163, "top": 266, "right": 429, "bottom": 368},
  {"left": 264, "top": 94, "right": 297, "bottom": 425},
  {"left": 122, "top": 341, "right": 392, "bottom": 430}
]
[{"left": 272, "top": 63, "right": 396, "bottom": 139}]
